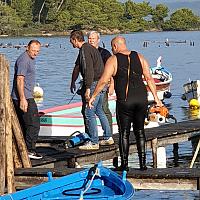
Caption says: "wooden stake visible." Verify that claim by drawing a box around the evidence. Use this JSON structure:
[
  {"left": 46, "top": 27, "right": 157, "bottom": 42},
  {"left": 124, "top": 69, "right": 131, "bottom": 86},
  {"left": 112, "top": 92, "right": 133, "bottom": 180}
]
[
  {"left": 190, "top": 139, "right": 200, "bottom": 168},
  {"left": 11, "top": 101, "right": 32, "bottom": 168},
  {"left": 13, "top": 138, "right": 23, "bottom": 169},
  {"left": 0, "top": 55, "right": 6, "bottom": 195},
  {"left": 4, "top": 56, "right": 15, "bottom": 193},
  {"left": 151, "top": 138, "right": 158, "bottom": 168}
]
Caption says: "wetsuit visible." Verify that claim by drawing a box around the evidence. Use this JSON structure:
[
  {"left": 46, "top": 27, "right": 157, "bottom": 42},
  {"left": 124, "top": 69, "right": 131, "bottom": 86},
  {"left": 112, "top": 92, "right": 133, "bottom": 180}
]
[{"left": 114, "top": 51, "right": 148, "bottom": 170}]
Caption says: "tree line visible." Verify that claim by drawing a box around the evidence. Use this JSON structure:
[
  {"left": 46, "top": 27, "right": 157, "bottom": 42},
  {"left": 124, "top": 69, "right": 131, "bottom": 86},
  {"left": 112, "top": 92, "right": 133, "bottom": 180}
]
[{"left": 0, "top": 0, "right": 200, "bottom": 36}]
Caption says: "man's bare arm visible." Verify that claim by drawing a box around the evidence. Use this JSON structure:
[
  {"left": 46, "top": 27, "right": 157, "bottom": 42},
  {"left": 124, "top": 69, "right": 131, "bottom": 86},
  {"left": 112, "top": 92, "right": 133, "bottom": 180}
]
[
  {"left": 139, "top": 53, "right": 163, "bottom": 106},
  {"left": 17, "top": 75, "right": 28, "bottom": 112}
]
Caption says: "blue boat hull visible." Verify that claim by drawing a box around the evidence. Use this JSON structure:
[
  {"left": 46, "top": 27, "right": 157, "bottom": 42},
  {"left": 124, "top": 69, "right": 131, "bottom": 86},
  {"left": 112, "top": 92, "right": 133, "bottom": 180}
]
[{"left": 1, "top": 163, "right": 134, "bottom": 200}]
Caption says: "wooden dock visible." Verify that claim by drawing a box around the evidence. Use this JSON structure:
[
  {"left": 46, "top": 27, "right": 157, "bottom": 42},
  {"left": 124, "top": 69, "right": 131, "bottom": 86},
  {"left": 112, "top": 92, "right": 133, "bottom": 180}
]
[
  {"left": 34, "top": 119, "right": 200, "bottom": 168},
  {"left": 14, "top": 167, "right": 200, "bottom": 191},
  {"left": 13, "top": 118, "right": 198, "bottom": 193}
]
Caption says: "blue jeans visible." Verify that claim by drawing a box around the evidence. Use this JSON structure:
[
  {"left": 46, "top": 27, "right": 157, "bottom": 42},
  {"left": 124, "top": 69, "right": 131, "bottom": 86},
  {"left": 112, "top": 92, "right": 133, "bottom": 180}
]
[{"left": 85, "top": 82, "right": 111, "bottom": 144}]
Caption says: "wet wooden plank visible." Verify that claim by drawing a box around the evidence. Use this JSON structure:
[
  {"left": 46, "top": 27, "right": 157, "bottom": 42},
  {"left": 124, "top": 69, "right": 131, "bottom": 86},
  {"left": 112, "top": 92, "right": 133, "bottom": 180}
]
[{"left": 33, "top": 119, "right": 200, "bottom": 168}]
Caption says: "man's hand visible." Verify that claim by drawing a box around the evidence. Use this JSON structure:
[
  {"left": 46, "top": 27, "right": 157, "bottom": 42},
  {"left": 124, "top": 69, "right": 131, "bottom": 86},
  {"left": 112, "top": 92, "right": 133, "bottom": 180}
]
[
  {"left": 155, "top": 99, "right": 163, "bottom": 107},
  {"left": 88, "top": 96, "right": 95, "bottom": 109},
  {"left": 85, "top": 89, "right": 90, "bottom": 102},
  {"left": 70, "top": 81, "right": 76, "bottom": 94},
  {"left": 20, "top": 98, "right": 28, "bottom": 112}
]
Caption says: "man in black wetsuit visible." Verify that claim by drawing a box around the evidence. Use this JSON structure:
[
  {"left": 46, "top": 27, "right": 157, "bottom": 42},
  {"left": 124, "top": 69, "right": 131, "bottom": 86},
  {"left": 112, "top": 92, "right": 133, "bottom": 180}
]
[{"left": 88, "top": 36, "right": 163, "bottom": 170}]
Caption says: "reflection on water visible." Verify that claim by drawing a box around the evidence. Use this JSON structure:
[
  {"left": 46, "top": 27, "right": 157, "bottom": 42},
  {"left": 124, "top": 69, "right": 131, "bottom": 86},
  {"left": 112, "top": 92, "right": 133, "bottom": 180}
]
[{"left": 181, "top": 106, "right": 200, "bottom": 120}]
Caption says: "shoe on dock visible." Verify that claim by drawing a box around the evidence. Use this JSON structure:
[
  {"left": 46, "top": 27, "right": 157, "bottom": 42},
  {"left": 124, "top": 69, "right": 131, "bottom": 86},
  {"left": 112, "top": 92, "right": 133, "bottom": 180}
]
[
  {"left": 79, "top": 141, "right": 99, "bottom": 150},
  {"left": 28, "top": 151, "right": 43, "bottom": 159},
  {"left": 99, "top": 137, "right": 114, "bottom": 146}
]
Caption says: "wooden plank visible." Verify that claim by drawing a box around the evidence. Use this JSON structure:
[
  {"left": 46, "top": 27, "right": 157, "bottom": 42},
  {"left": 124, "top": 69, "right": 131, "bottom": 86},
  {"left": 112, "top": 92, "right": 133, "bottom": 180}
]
[{"left": 128, "top": 178, "right": 197, "bottom": 190}]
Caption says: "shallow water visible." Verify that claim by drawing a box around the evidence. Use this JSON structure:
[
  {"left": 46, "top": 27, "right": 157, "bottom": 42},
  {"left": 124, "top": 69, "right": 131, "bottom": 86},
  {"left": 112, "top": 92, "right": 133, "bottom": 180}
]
[{"left": 1, "top": 31, "right": 200, "bottom": 199}]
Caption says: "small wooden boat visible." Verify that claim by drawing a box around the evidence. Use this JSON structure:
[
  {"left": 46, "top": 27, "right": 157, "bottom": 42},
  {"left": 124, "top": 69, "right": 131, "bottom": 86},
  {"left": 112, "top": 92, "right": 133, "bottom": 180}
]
[
  {"left": 0, "top": 162, "right": 134, "bottom": 200},
  {"left": 147, "top": 56, "right": 172, "bottom": 102},
  {"left": 39, "top": 95, "right": 168, "bottom": 137},
  {"left": 181, "top": 80, "right": 200, "bottom": 109}
]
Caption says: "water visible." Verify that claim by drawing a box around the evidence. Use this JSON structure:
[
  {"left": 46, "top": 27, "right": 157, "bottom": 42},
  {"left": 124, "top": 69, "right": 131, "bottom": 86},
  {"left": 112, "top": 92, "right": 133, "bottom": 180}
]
[{"left": 0, "top": 31, "right": 200, "bottom": 199}]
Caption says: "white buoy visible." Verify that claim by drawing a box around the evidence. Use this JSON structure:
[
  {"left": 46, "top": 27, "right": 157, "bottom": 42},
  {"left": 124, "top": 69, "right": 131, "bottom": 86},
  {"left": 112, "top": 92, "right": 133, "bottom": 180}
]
[
  {"left": 157, "top": 147, "right": 167, "bottom": 168},
  {"left": 33, "top": 83, "right": 44, "bottom": 98}
]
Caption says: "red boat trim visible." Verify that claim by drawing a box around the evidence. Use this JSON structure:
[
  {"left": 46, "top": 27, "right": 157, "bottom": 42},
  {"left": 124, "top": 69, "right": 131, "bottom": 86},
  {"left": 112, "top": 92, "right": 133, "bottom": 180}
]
[{"left": 40, "top": 123, "right": 118, "bottom": 127}]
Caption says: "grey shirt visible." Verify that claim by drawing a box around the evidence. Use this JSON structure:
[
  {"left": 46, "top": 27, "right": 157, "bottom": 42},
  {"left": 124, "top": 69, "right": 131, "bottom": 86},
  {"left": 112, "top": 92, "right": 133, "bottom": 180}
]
[{"left": 11, "top": 51, "right": 36, "bottom": 100}]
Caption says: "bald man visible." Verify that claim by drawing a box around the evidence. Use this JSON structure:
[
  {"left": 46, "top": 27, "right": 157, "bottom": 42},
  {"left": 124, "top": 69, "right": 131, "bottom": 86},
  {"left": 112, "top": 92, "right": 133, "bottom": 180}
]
[{"left": 88, "top": 36, "right": 163, "bottom": 171}]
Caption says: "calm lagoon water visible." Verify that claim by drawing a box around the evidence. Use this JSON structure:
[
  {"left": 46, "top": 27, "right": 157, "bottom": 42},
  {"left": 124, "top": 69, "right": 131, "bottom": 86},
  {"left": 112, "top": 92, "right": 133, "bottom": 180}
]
[{"left": 0, "top": 31, "right": 200, "bottom": 199}]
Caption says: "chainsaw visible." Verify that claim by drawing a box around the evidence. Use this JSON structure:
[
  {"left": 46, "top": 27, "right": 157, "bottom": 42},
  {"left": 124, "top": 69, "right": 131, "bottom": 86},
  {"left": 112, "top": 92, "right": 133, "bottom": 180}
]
[{"left": 147, "top": 105, "right": 177, "bottom": 124}]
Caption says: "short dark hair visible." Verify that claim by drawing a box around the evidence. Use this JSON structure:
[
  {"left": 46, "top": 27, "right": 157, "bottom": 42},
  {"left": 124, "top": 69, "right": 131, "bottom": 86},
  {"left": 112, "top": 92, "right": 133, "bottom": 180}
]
[
  {"left": 28, "top": 40, "right": 41, "bottom": 47},
  {"left": 70, "top": 30, "right": 85, "bottom": 42}
]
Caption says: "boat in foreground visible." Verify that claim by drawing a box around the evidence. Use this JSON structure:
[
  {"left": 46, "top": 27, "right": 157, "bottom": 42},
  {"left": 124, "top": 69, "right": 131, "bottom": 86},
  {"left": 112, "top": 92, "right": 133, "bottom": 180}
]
[{"left": 0, "top": 162, "right": 134, "bottom": 200}]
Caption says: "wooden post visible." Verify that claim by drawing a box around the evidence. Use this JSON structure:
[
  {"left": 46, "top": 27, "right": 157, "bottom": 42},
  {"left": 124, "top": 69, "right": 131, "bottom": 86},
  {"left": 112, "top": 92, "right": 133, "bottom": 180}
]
[
  {"left": 13, "top": 139, "right": 23, "bottom": 169},
  {"left": 190, "top": 139, "right": 200, "bottom": 168},
  {"left": 0, "top": 55, "right": 6, "bottom": 195},
  {"left": 173, "top": 143, "right": 179, "bottom": 167},
  {"left": 11, "top": 102, "right": 32, "bottom": 168},
  {"left": 4, "top": 56, "right": 15, "bottom": 193},
  {"left": 151, "top": 138, "right": 158, "bottom": 168}
]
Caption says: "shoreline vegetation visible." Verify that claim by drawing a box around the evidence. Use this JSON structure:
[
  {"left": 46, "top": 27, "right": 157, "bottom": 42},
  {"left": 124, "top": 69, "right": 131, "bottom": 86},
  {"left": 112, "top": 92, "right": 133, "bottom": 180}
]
[{"left": 0, "top": 0, "right": 200, "bottom": 37}]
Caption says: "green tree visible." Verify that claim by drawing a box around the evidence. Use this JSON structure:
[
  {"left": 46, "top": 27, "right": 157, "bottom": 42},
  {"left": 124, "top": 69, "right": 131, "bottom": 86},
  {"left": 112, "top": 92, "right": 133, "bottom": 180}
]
[
  {"left": 152, "top": 4, "right": 169, "bottom": 30},
  {"left": 11, "top": 0, "right": 33, "bottom": 26},
  {"left": 124, "top": 0, "right": 152, "bottom": 31},
  {"left": 0, "top": 4, "right": 24, "bottom": 35},
  {"left": 165, "top": 8, "right": 200, "bottom": 31},
  {"left": 70, "top": 1, "right": 107, "bottom": 29}
]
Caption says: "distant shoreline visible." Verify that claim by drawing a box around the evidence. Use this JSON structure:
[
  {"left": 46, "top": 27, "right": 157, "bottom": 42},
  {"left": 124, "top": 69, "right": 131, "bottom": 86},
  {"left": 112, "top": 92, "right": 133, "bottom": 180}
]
[{"left": 1, "top": 29, "right": 199, "bottom": 38}]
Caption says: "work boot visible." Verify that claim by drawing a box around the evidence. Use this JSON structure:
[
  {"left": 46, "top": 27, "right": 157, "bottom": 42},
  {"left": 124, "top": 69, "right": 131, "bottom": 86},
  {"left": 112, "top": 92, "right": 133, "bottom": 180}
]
[
  {"left": 135, "top": 129, "right": 147, "bottom": 170},
  {"left": 114, "top": 159, "right": 129, "bottom": 171},
  {"left": 114, "top": 130, "right": 130, "bottom": 171}
]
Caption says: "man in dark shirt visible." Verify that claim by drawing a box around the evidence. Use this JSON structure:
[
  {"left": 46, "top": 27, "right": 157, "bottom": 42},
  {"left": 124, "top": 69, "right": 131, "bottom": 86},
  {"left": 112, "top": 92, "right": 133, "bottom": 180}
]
[
  {"left": 87, "top": 31, "right": 114, "bottom": 145},
  {"left": 70, "top": 30, "right": 112, "bottom": 150}
]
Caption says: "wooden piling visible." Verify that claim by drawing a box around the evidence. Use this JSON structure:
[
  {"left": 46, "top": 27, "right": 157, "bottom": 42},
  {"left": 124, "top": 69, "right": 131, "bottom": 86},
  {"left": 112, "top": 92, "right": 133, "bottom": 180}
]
[
  {"left": 0, "top": 54, "right": 32, "bottom": 195},
  {"left": 4, "top": 56, "right": 15, "bottom": 193},
  {"left": 151, "top": 138, "right": 158, "bottom": 168},
  {"left": 0, "top": 55, "right": 6, "bottom": 195},
  {"left": 11, "top": 102, "right": 32, "bottom": 168}
]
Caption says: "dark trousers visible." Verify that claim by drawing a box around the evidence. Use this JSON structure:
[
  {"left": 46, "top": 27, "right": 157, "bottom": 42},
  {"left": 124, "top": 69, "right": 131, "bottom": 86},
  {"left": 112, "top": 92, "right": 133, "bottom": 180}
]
[{"left": 12, "top": 98, "right": 40, "bottom": 152}]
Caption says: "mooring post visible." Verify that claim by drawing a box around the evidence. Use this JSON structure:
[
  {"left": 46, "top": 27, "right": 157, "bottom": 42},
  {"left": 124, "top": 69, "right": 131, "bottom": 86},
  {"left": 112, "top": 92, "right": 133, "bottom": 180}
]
[
  {"left": 151, "top": 138, "right": 158, "bottom": 168},
  {"left": 0, "top": 55, "right": 6, "bottom": 195},
  {"left": 4, "top": 55, "right": 15, "bottom": 193},
  {"left": 11, "top": 102, "right": 32, "bottom": 168}
]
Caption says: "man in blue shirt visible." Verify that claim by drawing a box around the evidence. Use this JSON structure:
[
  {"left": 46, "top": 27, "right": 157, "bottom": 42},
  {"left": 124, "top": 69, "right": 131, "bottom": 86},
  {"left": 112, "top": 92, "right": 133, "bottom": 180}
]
[{"left": 11, "top": 40, "right": 42, "bottom": 159}]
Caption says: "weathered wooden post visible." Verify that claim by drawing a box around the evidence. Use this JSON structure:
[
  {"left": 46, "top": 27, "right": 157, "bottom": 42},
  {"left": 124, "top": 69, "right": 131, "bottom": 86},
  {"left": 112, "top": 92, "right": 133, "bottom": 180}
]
[
  {"left": 11, "top": 102, "right": 32, "bottom": 168},
  {"left": 151, "top": 138, "right": 158, "bottom": 168},
  {"left": 0, "top": 55, "right": 6, "bottom": 195},
  {"left": 4, "top": 56, "right": 15, "bottom": 193}
]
